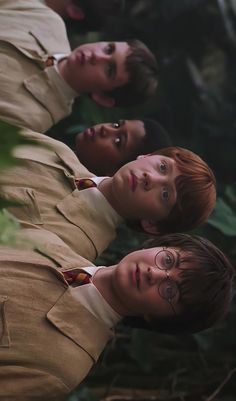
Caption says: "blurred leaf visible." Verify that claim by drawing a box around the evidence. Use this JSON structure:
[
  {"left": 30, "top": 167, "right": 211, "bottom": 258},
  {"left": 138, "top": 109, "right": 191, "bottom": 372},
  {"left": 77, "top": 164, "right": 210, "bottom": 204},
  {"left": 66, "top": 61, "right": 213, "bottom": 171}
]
[
  {"left": 208, "top": 197, "right": 236, "bottom": 236},
  {"left": 225, "top": 184, "right": 236, "bottom": 207},
  {"left": 0, "top": 198, "right": 22, "bottom": 210},
  {"left": 0, "top": 209, "right": 19, "bottom": 245},
  {"left": 0, "top": 121, "right": 41, "bottom": 170}
]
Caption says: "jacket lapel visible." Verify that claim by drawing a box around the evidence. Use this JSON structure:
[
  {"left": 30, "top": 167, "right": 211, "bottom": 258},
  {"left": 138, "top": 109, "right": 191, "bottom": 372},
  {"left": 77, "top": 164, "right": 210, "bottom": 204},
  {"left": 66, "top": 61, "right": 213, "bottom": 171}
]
[
  {"left": 13, "top": 137, "right": 90, "bottom": 180},
  {"left": 23, "top": 68, "right": 72, "bottom": 124},
  {"left": 47, "top": 290, "right": 113, "bottom": 362},
  {"left": 56, "top": 191, "right": 116, "bottom": 258}
]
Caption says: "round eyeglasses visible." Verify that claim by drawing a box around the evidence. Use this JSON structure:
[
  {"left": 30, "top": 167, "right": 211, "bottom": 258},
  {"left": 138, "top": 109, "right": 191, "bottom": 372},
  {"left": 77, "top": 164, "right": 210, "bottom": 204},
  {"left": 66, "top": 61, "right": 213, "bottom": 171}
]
[{"left": 154, "top": 249, "right": 179, "bottom": 315}]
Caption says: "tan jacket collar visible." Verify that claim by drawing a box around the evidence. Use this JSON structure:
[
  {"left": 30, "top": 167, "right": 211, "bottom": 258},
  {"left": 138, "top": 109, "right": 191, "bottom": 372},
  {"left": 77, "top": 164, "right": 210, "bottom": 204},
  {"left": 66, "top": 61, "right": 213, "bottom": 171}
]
[
  {"left": 20, "top": 229, "right": 113, "bottom": 361},
  {"left": 23, "top": 68, "right": 72, "bottom": 125},
  {"left": 56, "top": 191, "right": 116, "bottom": 258},
  {"left": 47, "top": 289, "right": 112, "bottom": 362},
  {"left": 16, "top": 27, "right": 73, "bottom": 124}
]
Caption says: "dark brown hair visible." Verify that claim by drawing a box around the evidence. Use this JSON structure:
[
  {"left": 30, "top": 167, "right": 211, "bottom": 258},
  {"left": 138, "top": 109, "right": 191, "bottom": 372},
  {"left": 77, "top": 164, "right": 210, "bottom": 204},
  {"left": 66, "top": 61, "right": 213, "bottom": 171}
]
[
  {"left": 123, "top": 234, "right": 235, "bottom": 334},
  {"left": 106, "top": 39, "right": 158, "bottom": 107}
]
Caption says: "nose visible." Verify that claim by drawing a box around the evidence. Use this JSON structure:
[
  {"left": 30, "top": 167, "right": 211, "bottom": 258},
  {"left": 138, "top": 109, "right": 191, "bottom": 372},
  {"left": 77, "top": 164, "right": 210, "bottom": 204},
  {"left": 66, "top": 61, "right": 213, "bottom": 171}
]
[
  {"left": 99, "top": 124, "right": 120, "bottom": 139},
  {"left": 143, "top": 173, "right": 168, "bottom": 191},
  {"left": 99, "top": 125, "right": 111, "bottom": 139},
  {"left": 147, "top": 266, "right": 164, "bottom": 285}
]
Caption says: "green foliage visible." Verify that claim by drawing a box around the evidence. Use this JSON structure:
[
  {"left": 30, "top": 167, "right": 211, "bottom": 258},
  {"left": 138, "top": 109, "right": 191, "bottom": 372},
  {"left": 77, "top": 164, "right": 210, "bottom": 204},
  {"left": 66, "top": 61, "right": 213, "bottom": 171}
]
[
  {"left": 0, "top": 121, "right": 34, "bottom": 170},
  {"left": 0, "top": 209, "right": 19, "bottom": 245},
  {"left": 0, "top": 122, "right": 27, "bottom": 245},
  {"left": 208, "top": 195, "right": 236, "bottom": 236},
  {"left": 68, "top": 387, "right": 98, "bottom": 401}
]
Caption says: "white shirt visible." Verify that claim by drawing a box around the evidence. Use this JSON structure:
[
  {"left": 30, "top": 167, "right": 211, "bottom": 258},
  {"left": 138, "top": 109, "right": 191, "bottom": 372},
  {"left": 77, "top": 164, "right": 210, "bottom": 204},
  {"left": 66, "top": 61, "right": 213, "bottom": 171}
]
[
  {"left": 71, "top": 176, "right": 123, "bottom": 328},
  {"left": 71, "top": 265, "right": 122, "bottom": 329},
  {"left": 77, "top": 176, "right": 123, "bottom": 234},
  {"left": 50, "top": 53, "right": 78, "bottom": 107},
  {"left": 61, "top": 174, "right": 122, "bottom": 327}
]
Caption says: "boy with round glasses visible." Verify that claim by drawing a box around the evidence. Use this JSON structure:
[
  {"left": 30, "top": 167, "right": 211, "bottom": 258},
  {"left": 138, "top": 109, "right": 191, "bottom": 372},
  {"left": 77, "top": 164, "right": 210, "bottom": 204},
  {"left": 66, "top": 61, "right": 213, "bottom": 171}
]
[{"left": 0, "top": 228, "right": 233, "bottom": 399}]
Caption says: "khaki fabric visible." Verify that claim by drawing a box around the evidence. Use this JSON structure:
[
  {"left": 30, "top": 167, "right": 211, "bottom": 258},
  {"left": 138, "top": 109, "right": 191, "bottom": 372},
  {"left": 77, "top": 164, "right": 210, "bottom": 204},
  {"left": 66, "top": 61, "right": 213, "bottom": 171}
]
[
  {"left": 0, "top": 131, "right": 117, "bottom": 262},
  {"left": 0, "top": 0, "right": 72, "bottom": 132},
  {"left": 0, "top": 228, "right": 112, "bottom": 400}
]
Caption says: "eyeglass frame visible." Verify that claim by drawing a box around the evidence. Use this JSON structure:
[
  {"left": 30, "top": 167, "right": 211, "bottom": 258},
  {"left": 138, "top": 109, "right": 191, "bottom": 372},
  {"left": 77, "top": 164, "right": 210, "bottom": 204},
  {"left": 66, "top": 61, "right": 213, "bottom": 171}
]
[{"left": 154, "top": 248, "right": 180, "bottom": 315}]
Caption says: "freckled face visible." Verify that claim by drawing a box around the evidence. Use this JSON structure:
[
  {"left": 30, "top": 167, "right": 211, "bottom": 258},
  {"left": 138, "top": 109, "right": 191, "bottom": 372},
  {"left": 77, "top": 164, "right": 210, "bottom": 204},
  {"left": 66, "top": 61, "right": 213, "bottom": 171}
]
[
  {"left": 75, "top": 120, "right": 146, "bottom": 175},
  {"left": 109, "top": 154, "right": 180, "bottom": 221},
  {"left": 59, "top": 41, "right": 130, "bottom": 94}
]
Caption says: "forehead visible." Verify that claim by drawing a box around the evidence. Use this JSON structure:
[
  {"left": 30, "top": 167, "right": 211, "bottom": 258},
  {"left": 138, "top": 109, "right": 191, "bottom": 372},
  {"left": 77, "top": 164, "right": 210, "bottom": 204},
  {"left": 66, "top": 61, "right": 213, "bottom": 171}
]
[
  {"left": 126, "top": 120, "right": 146, "bottom": 138},
  {"left": 79, "top": 41, "right": 129, "bottom": 52},
  {"left": 133, "top": 154, "right": 175, "bottom": 166},
  {"left": 124, "top": 246, "right": 180, "bottom": 260}
]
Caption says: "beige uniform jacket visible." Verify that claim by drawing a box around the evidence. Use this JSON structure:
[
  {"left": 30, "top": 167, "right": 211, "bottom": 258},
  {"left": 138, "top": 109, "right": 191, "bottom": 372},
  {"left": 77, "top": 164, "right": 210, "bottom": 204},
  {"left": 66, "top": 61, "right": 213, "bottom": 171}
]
[
  {"left": 0, "top": 228, "right": 112, "bottom": 401},
  {"left": 0, "top": 131, "right": 117, "bottom": 262},
  {"left": 0, "top": 0, "right": 72, "bottom": 132}
]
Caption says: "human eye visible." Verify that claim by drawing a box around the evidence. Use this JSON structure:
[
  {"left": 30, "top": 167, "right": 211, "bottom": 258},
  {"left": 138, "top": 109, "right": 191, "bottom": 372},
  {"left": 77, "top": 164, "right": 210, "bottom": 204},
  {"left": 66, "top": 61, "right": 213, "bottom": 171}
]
[
  {"left": 104, "top": 42, "right": 115, "bottom": 55},
  {"left": 160, "top": 160, "right": 167, "bottom": 174},
  {"left": 163, "top": 251, "right": 175, "bottom": 270},
  {"left": 161, "top": 187, "right": 170, "bottom": 202},
  {"left": 114, "top": 135, "right": 122, "bottom": 148},
  {"left": 112, "top": 121, "right": 121, "bottom": 129},
  {"left": 158, "top": 278, "right": 178, "bottom": 300}
]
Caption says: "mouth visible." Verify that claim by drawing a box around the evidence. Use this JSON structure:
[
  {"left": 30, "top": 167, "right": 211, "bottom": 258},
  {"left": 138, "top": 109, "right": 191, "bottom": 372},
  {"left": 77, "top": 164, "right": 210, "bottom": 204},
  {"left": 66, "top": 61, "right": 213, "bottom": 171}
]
[
  {"left": 75, "top": 50, "right": 86, "bottom": 66},
  {"left": 134, "top": 265, "right": 140, "bottom": 289},
  {"left": 129, "top": 172, "right": 137, "bottom": 192},
  {"left": 83, "top": 127, "right": 96, "bottom": 141}
]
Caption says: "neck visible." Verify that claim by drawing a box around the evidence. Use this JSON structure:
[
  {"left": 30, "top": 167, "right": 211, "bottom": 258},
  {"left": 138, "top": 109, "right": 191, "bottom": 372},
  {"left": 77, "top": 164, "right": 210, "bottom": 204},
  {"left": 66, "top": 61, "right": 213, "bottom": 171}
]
[
  {"left": 93, "top": 266, "right": 127, "bottom": 316},
  {"left": 98, "top": 178, "right": 122, "bottom": 217},
  {"left": 57, "top": 58, "right": 80, "bottom": 94}
]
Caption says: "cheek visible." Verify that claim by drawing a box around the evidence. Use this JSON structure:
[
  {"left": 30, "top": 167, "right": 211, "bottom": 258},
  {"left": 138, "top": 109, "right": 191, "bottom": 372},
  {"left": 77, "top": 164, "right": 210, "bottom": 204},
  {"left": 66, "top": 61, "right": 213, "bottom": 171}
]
[
  {"left": 92, "top": 144, "right": 116, "bottom": 164},
  {"left": 144, "top": 194, "right": 162, "bottom": 215},
  {"left": 75, "top": 139, "right": 90, "bottom": 160},
  {"left": 88, "top": 69, "right": 106, "bottom": 89}
]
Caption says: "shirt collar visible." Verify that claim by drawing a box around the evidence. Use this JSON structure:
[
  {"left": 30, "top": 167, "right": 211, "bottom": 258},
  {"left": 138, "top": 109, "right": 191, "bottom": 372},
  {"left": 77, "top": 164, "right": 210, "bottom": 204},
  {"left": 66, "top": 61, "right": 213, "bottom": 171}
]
[
  {"left": 77, "top": 177, "right": 123, "bottom": 231},
  {"left": 49, "top": 53, "right": 78, "bottom": 105},
  {"left": 71, "top": 266, "right": 122, "bottom": 328}
]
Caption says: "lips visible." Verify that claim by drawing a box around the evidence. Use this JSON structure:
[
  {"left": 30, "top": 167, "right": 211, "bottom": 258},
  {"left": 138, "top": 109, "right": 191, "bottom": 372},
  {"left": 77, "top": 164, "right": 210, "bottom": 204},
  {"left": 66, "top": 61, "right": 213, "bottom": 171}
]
[
  {"left": 83, "top": 127, "right": 96, "bottom": 141},
  {"left": 75, "top": 50, "right": 86, "bottom": 66},
  {"left": 130, "top": 172, "right": 137, "bottom": 192},
  {"left": 136, "top": 265, "right": 140, "bottom": 289}
]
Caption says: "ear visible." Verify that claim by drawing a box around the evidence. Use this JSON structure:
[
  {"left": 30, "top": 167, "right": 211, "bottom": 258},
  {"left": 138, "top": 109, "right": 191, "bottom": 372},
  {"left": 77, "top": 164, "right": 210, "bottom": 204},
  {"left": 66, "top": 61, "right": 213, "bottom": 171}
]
[
  {"left": 91, "top": 92, "right": 115, "bottom": 108},
  {"left": 66, "top": 2, "right": 85, "bottom": 20},
  {"left": 141, "top": 219, "right": 159, "bottom": 235}
]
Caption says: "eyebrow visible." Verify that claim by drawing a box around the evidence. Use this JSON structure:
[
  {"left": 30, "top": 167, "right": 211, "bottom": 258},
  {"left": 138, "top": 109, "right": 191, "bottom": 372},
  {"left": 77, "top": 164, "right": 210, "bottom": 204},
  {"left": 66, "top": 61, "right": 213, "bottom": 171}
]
[
  {"left": 175, "top": 251, "right": 180, "bottom": 268},
  {"left": 108, "top": 42, "right": 117, "bottom": 80},
  {"left": 165, "top": 157, "right": 173, "bottom": 174},
  {"left": 166, "top": 159, "right": 178, "bottom": 205}
]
